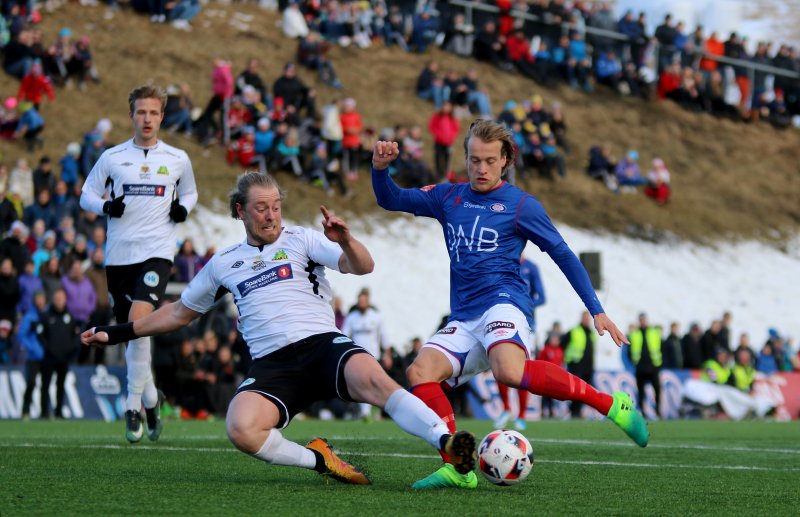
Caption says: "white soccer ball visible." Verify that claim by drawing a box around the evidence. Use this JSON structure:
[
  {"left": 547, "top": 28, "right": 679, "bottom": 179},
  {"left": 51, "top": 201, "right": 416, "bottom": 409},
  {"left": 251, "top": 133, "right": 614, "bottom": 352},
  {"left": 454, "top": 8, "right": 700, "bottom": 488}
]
[{"left": 478, "top": 429, "right": 534, "bottom": 486}]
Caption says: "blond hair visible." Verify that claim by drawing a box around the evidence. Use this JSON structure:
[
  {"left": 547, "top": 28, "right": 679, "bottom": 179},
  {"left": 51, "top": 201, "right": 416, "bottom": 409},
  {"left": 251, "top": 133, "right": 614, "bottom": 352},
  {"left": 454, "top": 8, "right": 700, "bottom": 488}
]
[
  {"left": 229, "top": 171, "right": 286, "bottom": 219},
  {"left": 463, "top": 119, "right": 516, "bottom": 172}
]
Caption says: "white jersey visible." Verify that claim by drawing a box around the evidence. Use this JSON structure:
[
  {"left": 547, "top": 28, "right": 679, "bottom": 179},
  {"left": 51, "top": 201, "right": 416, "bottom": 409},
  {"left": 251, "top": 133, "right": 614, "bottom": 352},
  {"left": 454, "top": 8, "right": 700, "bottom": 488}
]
[
  {"left": 80, "top": 138, "right": 198, "bottom": 266},
  {"left": 342, "top": 308, "right": 387, "bottom": 359},
  {"left": 180, "top": 226, "right": 344, "bottom": 359}
]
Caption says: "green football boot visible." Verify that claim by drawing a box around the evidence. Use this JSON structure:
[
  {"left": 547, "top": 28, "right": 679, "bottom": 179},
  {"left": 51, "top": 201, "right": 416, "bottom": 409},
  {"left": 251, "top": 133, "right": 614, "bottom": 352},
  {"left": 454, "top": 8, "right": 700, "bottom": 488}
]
[
  {"left": 411, "top": 463, "right": 478, "bottom": 490},
  {"left": 607, "top": 392, "right": 649, "bottom": 447}
]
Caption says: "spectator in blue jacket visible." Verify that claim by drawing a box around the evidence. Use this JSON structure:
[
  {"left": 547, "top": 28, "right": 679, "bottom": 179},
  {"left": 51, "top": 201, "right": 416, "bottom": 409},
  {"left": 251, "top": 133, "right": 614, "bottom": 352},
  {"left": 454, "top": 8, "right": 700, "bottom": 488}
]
[
  {"left": 14, "top": 101, "right": 44, "bottom": 152},
  {"left": 16, "top": 259, "right": 41, "bottom": 315},
  {"left": 616, "top": 149, "right": 648, "bottom": 189},
  {"left": 757, "top": 341, "right": 778, "bottom": 375},
  {"left": 567, "top": 32, "right": 592, "bottom": 92},
  {"left": 595, "top": 50, "right": 624, "bottom": 93},
  {"left": 23, "top": 188, "right": 58, "bottom": 231},
  {"left": 59, "top": 142, "right": 81, "bottom": 192},
  {"left": 20, "top": 290, "right": 46, "bottom": 419},
  {"left": 410, "top": 7, "right": 440, "bottom": 53}
]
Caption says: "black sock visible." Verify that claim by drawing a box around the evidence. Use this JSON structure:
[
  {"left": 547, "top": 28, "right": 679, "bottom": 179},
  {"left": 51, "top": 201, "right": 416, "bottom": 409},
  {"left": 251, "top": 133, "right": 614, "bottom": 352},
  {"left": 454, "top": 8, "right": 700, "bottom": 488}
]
[
  {"left": 310, "top": 448, "right": 327, "bottom": 473},
  {"left": 439, "top": 434, "right": 451, "bottom": 451}
]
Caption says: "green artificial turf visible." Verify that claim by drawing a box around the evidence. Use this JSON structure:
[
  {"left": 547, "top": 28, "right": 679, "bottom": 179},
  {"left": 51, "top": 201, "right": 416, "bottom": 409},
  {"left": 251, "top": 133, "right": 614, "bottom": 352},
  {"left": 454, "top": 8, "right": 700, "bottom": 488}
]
[{"left": 1, "top": 418, "right": 797, "bottom": 516}]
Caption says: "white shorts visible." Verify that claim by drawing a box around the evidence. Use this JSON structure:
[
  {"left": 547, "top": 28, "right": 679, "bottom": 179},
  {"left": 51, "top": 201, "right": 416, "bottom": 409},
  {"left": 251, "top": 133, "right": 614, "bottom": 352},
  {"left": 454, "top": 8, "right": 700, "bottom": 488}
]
[{"left": 423, "top": 304, "right": 533, "bottom": 388}]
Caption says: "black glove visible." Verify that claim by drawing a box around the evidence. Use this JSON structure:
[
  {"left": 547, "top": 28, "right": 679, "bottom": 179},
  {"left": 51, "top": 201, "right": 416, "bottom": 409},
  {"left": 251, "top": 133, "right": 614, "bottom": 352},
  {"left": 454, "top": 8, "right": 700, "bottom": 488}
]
[
  {"left": 102, "top": 195, "right": 126, "bottom": 218},
  {"left": 169, "top": 199, "right": 188, "bottom": 223}
]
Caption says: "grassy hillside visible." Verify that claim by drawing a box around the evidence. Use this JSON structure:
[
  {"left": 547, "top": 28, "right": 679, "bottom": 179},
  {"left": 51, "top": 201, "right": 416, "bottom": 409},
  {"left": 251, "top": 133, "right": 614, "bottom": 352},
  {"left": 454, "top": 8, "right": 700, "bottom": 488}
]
[{"left": 2, "top": 4, "right": 799, "bottom": 245}]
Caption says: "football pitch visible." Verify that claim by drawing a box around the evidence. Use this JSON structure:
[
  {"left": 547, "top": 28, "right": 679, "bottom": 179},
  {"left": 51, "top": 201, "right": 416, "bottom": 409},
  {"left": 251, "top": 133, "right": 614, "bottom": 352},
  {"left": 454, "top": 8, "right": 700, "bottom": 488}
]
[{"left": 1, "top": 418, "right": 797, "bottom": 516}]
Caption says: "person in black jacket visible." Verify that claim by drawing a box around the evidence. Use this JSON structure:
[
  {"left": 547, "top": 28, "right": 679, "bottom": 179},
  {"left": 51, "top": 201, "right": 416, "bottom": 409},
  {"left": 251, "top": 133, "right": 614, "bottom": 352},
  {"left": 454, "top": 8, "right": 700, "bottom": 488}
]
[
  {"left": 0, "top": 257, "right": 20, "bottom": 325},
  {"left": 272, "top": 63, "right": 315, "bottom": 118},
  {"left": 0, "top": 221, "right": 31, "bottom": 276},
  {"left": 38, "top": 288, "right": 80, "bottom": 418}
]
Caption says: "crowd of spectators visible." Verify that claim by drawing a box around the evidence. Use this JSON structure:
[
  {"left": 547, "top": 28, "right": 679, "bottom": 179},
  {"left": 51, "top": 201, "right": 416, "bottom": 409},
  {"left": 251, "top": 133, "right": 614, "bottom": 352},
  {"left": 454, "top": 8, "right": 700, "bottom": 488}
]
[{"left": 406, "top": 1, "right": 800, "bottom": 129}]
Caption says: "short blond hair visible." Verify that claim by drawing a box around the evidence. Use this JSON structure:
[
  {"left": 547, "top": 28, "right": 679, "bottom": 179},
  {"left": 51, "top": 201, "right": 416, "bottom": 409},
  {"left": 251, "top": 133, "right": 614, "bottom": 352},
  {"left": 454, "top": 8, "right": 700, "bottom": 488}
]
[{"left": 128, "top": 84, "right": 167, "bottom": 113}]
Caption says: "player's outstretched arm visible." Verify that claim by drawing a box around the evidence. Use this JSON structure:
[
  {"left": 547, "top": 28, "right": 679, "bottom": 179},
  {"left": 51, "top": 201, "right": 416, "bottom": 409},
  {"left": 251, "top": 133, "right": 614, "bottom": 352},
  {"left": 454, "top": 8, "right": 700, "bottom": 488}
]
[
  {"left": 321, "top": 205, "right": 374, "bottom": 275},
  {"left": 594, "top": 313, "right": 630, "bottom": 347},
  {"left": 81, "top": 300, "right": 201, "bottom": 348}
]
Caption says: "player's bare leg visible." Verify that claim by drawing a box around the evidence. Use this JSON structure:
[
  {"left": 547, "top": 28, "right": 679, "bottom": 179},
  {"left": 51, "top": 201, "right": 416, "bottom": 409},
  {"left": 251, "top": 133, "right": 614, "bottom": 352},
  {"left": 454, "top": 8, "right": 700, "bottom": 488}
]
[{"left": 226, "top": 392, "right": 369, "bottom": 484}]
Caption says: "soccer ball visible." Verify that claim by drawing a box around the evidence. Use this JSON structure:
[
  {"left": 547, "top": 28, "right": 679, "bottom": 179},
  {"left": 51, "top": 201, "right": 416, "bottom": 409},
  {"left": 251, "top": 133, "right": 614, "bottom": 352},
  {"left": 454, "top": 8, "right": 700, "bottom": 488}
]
[{"left": 478, "top": 429, "right": 534, "bottom": 486}]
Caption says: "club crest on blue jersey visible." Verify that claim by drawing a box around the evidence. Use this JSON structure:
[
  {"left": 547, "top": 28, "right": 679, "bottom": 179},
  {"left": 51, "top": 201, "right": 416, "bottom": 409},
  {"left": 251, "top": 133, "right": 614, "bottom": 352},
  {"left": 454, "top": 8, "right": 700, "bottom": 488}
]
[
  {"left": 237, "top": 264, "right": 293, "bottom": 298},
  {"left": 490, "top": 203, "right": 507, "bottom": 212}
]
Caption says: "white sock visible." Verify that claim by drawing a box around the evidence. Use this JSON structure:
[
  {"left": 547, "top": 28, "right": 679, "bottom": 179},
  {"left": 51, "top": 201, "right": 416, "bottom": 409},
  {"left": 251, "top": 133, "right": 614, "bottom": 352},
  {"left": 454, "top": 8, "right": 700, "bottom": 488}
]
[
  {"left": 384, "top": 389, "right": 449, "bottom": 449},
  {"left": 359, "top": 402, "right": 372, "bottom": 417},
  {"left": 125, "top": 337, "right": 153, "bottom": 412},
  {"left": 252, "top": 429, "right": 317, "bottom": 469},
  {"left": 142, "top": 381, "right": 158, "bottom": 409}
]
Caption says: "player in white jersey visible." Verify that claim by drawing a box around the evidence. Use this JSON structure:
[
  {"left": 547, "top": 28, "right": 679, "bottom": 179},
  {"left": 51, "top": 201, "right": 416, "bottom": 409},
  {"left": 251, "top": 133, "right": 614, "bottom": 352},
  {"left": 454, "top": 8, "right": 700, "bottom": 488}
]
[
  {"left": 79, "top": 85, "right": 198, "bottom": 443},
  {"left": 81, "top": 171, "right": 477, "bottom": 485},
  {"left": 342, "top": 290, "right": 389, "bottom": 419}
]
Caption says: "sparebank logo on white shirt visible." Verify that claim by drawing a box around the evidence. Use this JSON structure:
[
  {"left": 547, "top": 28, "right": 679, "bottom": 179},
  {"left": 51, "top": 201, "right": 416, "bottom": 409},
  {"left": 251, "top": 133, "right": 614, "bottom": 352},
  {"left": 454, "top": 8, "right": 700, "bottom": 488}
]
[
  {"left": 123, "top": 184, "right": 166, "bottom": 197},
  {"left": 236, "top": 264, "right": 293, "bottom": 297}
]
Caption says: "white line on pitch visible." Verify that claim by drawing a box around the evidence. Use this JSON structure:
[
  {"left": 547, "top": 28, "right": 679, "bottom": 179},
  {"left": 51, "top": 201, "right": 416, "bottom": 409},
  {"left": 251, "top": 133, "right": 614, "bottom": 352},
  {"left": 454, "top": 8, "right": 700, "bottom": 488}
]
[
  {"left": 327, "top": 435, "right": 800, "bottom": 455},
  {"left": 3, "top": 442, "right": 799, "bottom": 472}
]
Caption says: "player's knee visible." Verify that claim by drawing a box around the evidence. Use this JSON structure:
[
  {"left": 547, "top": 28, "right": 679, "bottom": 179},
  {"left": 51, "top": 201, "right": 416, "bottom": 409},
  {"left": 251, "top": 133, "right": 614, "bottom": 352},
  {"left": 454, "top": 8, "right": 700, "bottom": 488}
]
[
  {"left": 492, "top": 364, "right": 521, "bottom": 386},
  {"left": 226, "top": 414, "right": 265, "bottom": 454},
  {"left": 406, "top": 361, "right": 432, "bottom": 385}
]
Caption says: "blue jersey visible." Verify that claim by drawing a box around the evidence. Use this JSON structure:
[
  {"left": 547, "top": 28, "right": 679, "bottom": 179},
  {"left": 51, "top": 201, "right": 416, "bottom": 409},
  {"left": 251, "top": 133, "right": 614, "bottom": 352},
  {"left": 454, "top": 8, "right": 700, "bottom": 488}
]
[{"left": 373, "top": 169, "right": 603, "bottom": 321}]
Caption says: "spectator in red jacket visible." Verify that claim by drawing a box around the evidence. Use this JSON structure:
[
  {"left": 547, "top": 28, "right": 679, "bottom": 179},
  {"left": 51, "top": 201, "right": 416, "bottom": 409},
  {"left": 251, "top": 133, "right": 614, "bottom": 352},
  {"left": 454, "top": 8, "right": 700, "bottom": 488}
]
[
  {"left": 427, "top": 101, "right": 461, "bottom": 182},
  {"left": 536, "top": 333, "right": 565, "bottom": 418},
  {"left": 226, "top": 126, "right": 259, "bottom": 170},
  {"left": 657, "top": 62, "right": 682, "bottom": 100},
  {"left": 17, "top": 61, "right": 54, "bottom": 109},
  {"left": 339, "top": 97, "right": 363, "bottom": 182},
  {"left": 505, "top": 29, "right": 537, "bottom": 80},
  {"left": 644, "top": 158, "right": 671, "bottom": 206}
]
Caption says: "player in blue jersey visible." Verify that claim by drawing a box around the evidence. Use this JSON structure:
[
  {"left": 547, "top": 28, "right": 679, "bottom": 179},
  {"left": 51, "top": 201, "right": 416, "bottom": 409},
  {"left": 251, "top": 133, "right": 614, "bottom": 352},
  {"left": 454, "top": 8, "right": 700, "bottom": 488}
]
[{"left": 371, "top": 119, "right": 649, "bottom": 489}]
